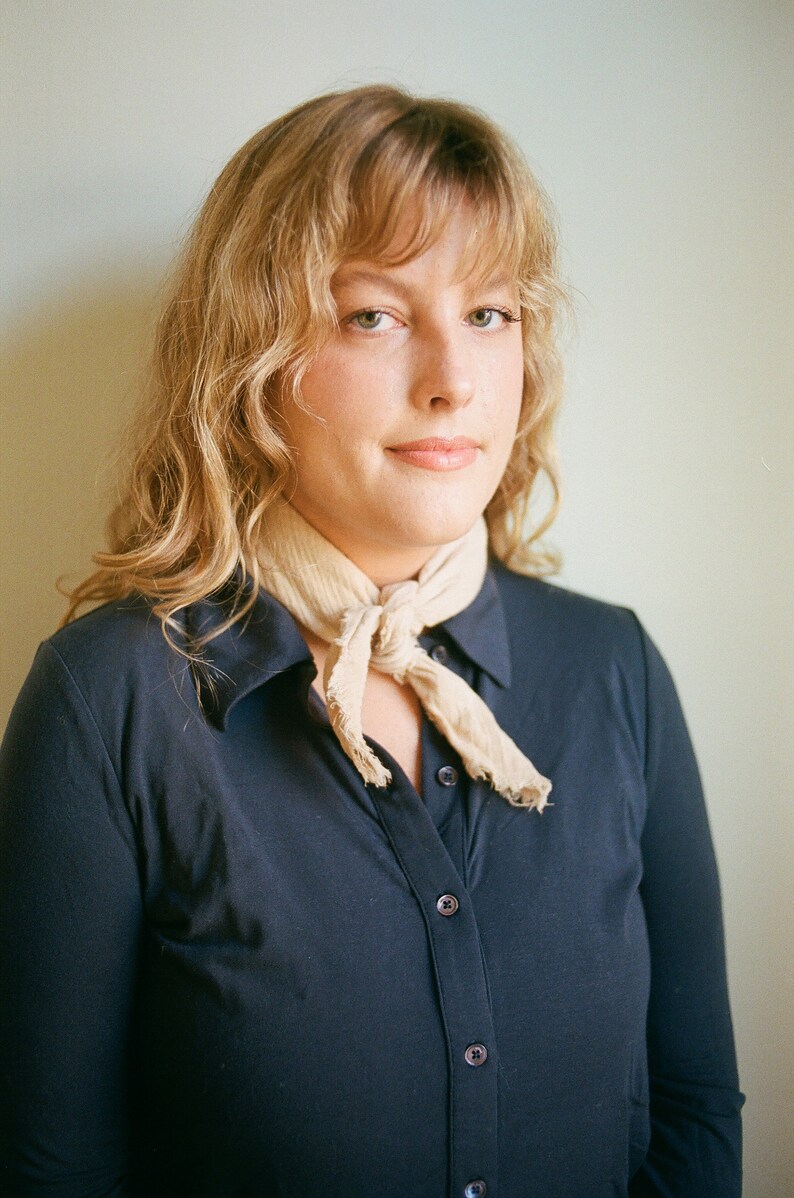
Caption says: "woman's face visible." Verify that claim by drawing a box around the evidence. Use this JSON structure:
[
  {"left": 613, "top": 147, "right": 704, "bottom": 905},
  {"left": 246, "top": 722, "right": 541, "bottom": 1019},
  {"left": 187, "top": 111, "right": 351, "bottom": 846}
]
[{"left": 276, "top": 204, "right": 525, "bottom": 585}]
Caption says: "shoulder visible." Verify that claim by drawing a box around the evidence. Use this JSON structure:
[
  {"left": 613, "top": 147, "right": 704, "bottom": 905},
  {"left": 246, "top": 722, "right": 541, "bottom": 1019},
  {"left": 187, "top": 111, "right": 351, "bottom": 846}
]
[
  {"left": 27, "top": 595, "right": 194, "bottom": 732},
  {"left": 20, "top": 578, "right": 307, "bottom": 741},
  {"left": 48, "top": 593, "right": 165, "bottom": 659},
  {"left": 490, "top": 560, "right": 645, "bottom": 671},
  {"left": 47, "top": 593, "right": 178, "bottom": 680},
  {"left": 490, "top": 562, "right": 691, "bottom": 753}
]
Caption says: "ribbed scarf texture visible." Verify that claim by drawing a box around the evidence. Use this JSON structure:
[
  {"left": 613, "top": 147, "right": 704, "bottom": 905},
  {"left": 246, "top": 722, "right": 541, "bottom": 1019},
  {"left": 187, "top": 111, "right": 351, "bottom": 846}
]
[{"left": 258, "top": 501, "right": 551, "bottom": 810}]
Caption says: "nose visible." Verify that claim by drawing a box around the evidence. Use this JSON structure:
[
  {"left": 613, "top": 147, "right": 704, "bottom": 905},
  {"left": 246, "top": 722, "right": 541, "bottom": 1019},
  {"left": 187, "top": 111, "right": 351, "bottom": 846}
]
[{"left": 410, "top": 321, "right": 475, "bottom": 412}]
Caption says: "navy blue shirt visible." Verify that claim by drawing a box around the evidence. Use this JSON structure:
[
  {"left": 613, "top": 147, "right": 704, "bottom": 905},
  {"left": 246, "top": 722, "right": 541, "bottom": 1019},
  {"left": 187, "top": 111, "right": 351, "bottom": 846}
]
[{"left": 0, "top": 562, "right": 743, "bottom": 1197}]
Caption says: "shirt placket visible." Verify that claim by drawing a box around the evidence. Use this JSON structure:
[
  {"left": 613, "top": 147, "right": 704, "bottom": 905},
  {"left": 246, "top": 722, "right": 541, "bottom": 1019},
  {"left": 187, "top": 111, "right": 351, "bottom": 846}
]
[{"left": 366, "top": 632, "right": 499, "bottom": 1198}]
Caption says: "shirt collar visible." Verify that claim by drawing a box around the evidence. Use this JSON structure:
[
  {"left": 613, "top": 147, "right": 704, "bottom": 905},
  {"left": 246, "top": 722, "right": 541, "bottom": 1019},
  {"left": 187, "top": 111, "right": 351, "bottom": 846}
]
[
  {"left": 181, "top": 576, "right": 313, "bottom": 730},
  {"left": 434, "top": 560, "right": 511, "bottom": 690},
  {"left": 185, "top": 561, "right": 511, "bottom": 729}
]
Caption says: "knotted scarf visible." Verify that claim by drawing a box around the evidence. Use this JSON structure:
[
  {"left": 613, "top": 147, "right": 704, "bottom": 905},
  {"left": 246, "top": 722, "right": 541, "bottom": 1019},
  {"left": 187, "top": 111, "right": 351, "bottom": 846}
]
[{"left": 258, "top": 501, "right": 551, "bottom": 810}]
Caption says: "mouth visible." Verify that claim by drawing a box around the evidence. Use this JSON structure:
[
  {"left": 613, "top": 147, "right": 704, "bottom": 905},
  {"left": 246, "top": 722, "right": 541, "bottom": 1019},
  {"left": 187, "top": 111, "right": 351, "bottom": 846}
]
[{"left": 386, "top": 437, "right": 480, "bottom": 472}]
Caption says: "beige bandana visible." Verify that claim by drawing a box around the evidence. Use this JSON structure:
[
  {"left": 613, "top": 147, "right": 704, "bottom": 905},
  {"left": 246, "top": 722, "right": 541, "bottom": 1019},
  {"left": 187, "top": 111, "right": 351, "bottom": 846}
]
[{"left": 258, "top": 501, "right": 551, "bottom": 810}]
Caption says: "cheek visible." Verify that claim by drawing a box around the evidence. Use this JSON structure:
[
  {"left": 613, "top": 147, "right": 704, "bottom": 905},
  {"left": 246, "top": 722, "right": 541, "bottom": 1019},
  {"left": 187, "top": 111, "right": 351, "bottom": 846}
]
[
  {"left": 485, "top": 357, "right": 524, "bottom": 441},
  {"left": 299, "top": 347, "right": 391, "bottom": 435},
  {"left": 485, "top": 336, "right": 523, "bottom": 393},
  {"left": 505, "top": 360, "right": 525, "bottom": 437}
]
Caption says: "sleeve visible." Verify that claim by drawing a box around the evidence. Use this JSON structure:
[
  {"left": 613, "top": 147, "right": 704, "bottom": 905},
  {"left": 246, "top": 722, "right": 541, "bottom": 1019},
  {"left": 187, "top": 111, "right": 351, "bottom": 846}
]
[
  {"left": 628, "top": 621, "right": 745, "bottom": 1197},
  {"left": 0, "top": 642, "right": 143, "bottom": 1197}
]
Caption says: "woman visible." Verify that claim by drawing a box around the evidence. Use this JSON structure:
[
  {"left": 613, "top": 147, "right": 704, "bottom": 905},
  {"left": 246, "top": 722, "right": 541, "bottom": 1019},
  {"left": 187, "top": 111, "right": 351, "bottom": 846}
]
[{"left": 0, "top": 85, "right": 743, "bottom": 1197}]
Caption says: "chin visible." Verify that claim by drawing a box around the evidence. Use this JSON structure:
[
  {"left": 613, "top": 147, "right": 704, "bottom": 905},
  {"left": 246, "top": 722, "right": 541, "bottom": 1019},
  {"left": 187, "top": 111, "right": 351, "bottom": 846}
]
[
  {"left": 390, "top": 507, "right": 483, "bottom": 550},
  {"left": 393, "top": 473, "right": 495, "bottom": 534}
]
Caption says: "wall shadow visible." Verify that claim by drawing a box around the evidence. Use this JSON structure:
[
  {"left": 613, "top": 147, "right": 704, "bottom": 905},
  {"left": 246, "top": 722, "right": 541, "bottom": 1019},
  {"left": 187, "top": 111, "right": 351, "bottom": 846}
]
[{"left": 0, "top": 270, "right": 163, "bottom": 731}]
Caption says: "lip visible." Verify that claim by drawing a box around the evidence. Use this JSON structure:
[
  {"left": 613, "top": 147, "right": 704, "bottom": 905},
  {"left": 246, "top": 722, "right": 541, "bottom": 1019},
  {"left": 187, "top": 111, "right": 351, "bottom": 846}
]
[{"left": 386, "top": 436, "right": 480, "bottom": 472}]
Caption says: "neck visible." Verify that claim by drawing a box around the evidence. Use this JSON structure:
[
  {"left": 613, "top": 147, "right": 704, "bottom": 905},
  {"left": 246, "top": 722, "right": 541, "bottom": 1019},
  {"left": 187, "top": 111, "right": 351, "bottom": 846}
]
[{"left": 349, "top": 548, "right": 435, "bottom": 590}]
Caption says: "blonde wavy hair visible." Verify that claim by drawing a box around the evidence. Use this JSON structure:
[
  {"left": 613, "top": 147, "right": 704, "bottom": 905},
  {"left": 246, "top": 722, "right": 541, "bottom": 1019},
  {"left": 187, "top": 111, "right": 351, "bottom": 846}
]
[{"left": 62, "top": 84, "right": 568, "bottom": 647}]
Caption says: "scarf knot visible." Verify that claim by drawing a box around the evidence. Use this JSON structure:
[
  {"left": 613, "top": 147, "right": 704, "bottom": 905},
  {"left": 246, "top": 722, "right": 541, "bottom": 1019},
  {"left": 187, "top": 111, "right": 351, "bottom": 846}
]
[
  {"left": 368, "top": 582, "right": 425, "bottom": 681},
  {"left": 258, "top": 502, "right": 551, "bottom": 810}
]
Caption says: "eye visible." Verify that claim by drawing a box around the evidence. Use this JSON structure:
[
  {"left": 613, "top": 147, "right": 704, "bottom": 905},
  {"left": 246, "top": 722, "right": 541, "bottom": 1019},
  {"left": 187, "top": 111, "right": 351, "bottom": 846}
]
[
  {"left": 467, "top": 306, "right": 521, "bottom": 329},
  {"left": 346, "top": 309, "right": 399, "bottom": 332}
]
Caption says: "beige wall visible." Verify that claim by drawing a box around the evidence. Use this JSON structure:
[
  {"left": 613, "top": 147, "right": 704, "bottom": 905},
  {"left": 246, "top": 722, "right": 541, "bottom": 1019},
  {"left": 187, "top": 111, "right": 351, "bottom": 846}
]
[{"left": 2, "top": 2, "right": 792, "bottom": 1193}]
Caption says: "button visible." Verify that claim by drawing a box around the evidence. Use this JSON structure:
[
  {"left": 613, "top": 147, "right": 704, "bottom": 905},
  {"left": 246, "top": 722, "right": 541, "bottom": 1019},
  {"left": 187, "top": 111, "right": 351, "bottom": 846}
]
[
  {"left": 464, "top": 1042, "right": 488, "bottom": 1067},
  {"left": 436, "top": 893, "right": 459, "bottom": 916},
  {"left": 436, "top": 765, "right": 458, "bottom": 787},
  {"left": 430, "top": 643, "right": 449, "bottom": 664},
  {"left": 464, "top": 1182, "right": 487, "bottom": 1198}
]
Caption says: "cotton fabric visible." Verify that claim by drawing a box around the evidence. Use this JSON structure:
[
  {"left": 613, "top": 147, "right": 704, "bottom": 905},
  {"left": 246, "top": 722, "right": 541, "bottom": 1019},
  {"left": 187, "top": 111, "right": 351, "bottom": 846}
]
[{"left": 0, "top": 562, "right": 744, "bottom": 1197}]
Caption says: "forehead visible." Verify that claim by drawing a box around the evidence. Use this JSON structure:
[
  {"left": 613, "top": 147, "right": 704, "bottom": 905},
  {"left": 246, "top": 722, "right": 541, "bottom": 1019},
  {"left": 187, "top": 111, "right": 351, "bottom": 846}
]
[{"left": 334, "top": 200, "right": 519, "bottom": 294}]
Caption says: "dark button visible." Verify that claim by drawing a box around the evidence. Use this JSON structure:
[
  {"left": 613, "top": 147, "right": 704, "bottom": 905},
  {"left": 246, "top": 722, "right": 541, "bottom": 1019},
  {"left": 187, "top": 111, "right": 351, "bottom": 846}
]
[
  {"left": 464, "top": 1043, "right": 488, "bottom": 1067},
  {"left": 436, "top": 893, "right": 459, "bottom": 916},
  {"left": 430, "top": 643, "right": 449, "bottom": 664},
  {"left": 464, "top": 1182, "right": 487, "bottom": 1198},
  {"left": 436, "top": 765, "right": 458, "bottom": 787}
]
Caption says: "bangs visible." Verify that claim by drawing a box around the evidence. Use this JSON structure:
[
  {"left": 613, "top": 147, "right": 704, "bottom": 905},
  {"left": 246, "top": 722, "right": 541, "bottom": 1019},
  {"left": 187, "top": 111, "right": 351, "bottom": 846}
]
[{"left": 338, "top": 107, "right": 534, "bottom": 289}]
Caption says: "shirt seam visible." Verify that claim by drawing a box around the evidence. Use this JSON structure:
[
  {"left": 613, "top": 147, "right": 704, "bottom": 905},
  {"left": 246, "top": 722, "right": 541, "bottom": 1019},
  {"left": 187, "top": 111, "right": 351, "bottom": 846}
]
[
  {"left": 627, "top": 610, "right": 652, "bottom": 787},
  {"left": 43, "top": 640, "right": 138, "bottom": 864}
]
